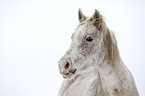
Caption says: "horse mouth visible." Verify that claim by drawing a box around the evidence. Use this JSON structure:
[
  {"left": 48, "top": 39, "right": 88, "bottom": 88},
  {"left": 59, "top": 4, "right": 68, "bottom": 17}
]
[{"left": 62, "top": 69, "right": 77, "bottom": 78}]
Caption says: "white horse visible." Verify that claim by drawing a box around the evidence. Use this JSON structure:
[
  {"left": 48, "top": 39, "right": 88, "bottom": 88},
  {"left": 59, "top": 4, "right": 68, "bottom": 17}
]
[{"left": 58, "top": 9, "right": 139, "bottom": 96}]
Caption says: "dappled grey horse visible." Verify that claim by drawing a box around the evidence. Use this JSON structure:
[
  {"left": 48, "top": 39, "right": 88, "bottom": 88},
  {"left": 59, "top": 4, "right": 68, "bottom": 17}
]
[{"left": 58, "top": 9, "right": 139, "bottom": 96}]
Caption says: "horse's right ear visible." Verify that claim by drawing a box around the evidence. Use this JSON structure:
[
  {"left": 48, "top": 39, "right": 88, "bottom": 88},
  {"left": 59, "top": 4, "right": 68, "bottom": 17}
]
[{"left": 78, "top": 8, "right": 86, "bottom": 23}]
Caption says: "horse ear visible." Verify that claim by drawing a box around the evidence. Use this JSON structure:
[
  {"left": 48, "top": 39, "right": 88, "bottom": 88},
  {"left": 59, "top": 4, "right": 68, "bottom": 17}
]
[
  {"left": 78, "top": 8, "right": 86, "bottom": 23},
  {"left": 92, "top": 9, "right": 103, "bottom": 30},
  {"left": 92, "top": 9, "right": 100, "bottom": 20}
]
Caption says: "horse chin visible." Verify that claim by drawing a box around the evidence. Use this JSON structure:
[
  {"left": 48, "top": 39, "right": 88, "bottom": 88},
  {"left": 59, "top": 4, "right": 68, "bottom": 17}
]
[{"left": 62, "top": 72, "right": 77, "bottom": 80}]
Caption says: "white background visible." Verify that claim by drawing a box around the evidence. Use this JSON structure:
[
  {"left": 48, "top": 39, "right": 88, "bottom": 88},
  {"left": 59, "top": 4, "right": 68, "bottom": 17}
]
[{"left": 0, "top": 0, "right": 145, "bottom": 96}]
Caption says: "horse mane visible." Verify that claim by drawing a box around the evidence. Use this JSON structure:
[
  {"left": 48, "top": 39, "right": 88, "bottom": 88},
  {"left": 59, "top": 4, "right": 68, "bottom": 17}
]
[
  {"left": 103, "top": 29, "right": 119, "bottom": 64},
  {"left": 94, "top": 15, "right": 120, "bottom": 64}
]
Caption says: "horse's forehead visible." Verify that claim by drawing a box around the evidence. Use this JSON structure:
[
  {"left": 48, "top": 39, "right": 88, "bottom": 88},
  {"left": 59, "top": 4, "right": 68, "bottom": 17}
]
[{"left": 75, "top": 21, "right": 97, "bottom": 35}]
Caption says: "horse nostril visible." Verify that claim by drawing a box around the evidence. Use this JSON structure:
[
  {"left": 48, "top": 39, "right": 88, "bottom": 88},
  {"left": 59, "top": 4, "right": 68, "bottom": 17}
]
[{"left": 65, "top": 62, "right": 70, "bottom": 69}]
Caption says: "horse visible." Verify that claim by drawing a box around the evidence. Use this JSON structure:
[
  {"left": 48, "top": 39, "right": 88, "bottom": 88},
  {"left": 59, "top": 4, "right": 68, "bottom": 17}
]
[{"left": 58, "top": 9, "right": 139, "bottom": 96}]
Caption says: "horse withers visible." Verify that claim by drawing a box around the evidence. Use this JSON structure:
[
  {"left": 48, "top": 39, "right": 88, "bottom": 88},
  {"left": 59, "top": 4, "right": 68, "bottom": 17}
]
[{"left": 58, "top": 9, "right": 139, "bottom": 96}]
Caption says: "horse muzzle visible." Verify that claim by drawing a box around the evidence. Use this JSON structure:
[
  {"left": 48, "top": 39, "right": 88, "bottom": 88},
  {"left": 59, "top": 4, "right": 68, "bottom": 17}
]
[{"left": 59, "top": 60, "right": 77, "bottom": 79}]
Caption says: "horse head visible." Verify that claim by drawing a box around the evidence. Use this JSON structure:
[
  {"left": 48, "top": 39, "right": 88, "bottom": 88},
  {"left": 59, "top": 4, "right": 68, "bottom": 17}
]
[{"left": 58, "top": 9, "right": 119, "bottom": 79}]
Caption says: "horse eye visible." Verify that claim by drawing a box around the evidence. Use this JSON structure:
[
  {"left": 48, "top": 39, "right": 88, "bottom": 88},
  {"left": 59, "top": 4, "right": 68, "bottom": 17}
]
[{"left": 86, "top": 35, "right": 94, "bottom": 42}]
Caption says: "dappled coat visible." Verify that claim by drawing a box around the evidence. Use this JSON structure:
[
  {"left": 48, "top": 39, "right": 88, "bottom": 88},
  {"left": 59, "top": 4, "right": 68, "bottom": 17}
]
[{"left": 58, "top": 9, "right": 139, "bottom": 96}]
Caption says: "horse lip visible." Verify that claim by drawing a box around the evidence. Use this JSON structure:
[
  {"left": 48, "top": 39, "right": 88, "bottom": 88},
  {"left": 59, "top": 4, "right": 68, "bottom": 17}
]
[
  {"left": 64, "top": 73, "right": 70, "bottom": 75},
  {"left": 62, "top": 69, "right": 77, "bottom": 78},
  {"left": 69, "top": 68, "right": 77, "bottom": 74}
]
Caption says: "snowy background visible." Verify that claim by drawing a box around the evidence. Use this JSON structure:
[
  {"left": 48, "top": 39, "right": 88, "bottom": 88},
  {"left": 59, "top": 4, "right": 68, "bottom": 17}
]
[{"left": 0, "top": 0, "right": 145, "bottom": 96}]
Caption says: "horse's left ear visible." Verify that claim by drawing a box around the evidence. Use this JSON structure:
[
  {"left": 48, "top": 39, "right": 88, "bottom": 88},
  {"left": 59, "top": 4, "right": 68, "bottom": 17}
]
[
  {"left": 92, "top": 9, "right": 103, "bottom": 30},
  {"left": 92, "top": 9, "right": 100, "bottom": 20}
]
